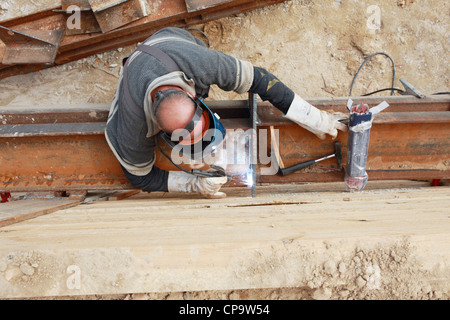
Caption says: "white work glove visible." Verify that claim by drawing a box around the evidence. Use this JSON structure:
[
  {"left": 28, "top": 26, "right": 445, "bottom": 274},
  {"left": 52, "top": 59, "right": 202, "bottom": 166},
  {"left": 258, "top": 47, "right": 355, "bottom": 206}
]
[
  {"left": 285, "top": 94, "right": 348, "bottom": 140},
  {"left": 168, "top": 171, "right": 228, "bottom": 199}
]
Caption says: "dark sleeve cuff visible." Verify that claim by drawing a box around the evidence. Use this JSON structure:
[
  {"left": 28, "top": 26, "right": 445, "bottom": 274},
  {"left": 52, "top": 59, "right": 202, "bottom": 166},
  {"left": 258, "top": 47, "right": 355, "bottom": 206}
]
[
  {"left": 249, "top": 66, "right": 295, "bottom": 114},
  {"left": 121, "top": 165, "right": 169, "bottom": 192}
]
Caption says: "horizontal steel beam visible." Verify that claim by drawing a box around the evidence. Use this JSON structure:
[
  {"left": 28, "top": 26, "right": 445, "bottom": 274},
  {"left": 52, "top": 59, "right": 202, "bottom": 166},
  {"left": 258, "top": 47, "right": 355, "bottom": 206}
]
[{"left": 0, "top": 95, "right": 449, "bottom": 193}]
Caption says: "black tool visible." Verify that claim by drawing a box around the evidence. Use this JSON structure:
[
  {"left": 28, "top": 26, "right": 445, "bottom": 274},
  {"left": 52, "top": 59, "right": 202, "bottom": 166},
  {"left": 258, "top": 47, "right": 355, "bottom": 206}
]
[
  {"left": 158, "top": 144, "right": 227, "bottom": 178},
  {"left": 279, "top": 141, "right": 342, "bottom": 176},
  {"left": 191, "top": 165, "right": 227, "bottom": 178}
]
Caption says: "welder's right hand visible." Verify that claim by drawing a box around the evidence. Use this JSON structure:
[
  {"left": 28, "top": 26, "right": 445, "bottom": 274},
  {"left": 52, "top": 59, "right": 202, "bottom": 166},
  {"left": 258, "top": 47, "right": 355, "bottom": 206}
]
[
  {"left": 285, "top": 94, "right": 348, "bottom": 140},
  {"left": 168, "top": 171, "right": 228, "bottom": 199}
]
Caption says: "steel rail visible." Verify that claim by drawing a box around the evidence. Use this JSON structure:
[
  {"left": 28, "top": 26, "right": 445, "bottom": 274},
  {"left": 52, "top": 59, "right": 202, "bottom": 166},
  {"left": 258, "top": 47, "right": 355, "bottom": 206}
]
[{"left": 0, "top": 95, "right": 449, "bottom": 193}]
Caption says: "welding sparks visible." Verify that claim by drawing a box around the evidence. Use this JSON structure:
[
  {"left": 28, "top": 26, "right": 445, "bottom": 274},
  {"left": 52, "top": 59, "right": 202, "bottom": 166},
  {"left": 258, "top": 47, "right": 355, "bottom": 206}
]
[{"left": 243, "top": 168, "right": 254, "bottom": 188}]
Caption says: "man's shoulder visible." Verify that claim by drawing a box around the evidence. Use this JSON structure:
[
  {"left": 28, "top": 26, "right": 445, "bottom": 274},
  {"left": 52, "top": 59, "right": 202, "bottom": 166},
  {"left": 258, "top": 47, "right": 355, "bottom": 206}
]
[{"left": 150, "top": 27, "right": 194, "bottom": 42}]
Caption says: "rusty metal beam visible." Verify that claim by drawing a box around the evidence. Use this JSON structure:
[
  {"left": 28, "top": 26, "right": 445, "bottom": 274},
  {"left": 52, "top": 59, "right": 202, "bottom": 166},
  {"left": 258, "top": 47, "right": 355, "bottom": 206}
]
[
  {"left": 260, "top": 121, "right": 450, "bottom": 184},
  {"left": 0, "top": 25, "right": 64, "bottom": 64},
  {"left": 0, "top": 95, "right": 449, "bottom": 194},
  {"left": 0, "top": 0, "right": 288, "bottom": 79},
  {"left": 88, "top": 0, "right": 149, "bottom": 33}
]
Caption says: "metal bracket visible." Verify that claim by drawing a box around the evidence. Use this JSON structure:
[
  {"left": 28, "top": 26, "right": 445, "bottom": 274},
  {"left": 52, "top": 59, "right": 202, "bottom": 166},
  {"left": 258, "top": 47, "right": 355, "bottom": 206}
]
[
  {"left": 53, "top": 0, "right": 149, "bottom": 34},
  {"left": 88, "top": 0, "right": 149, "bottom": 33},
  {"left": 53, "top": 0, "right": 102, "bottom": 35},
  {"left": 0, "top": 25, "right": 64, "bottom": 65},
  {"left": 248, "top": 92, "right": 258, "bottom": 197},
  {"left": 399, "top": 78, "right": 425, "bottom": 99}
]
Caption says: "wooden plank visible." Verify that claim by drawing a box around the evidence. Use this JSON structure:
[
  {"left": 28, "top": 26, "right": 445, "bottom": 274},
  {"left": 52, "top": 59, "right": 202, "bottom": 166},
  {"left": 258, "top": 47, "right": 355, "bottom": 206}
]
[
  {"left": 0, "top": 199, "right": 81, "bottom": 227},
  {"left": 185, "top": 0, "right": 235, "bottom": 12},
  {"left": 270, "top": 125, "right": 284, "bottom": 169},
  {"left": 0, "top": 181, "right": 448, "bottom": 298}
]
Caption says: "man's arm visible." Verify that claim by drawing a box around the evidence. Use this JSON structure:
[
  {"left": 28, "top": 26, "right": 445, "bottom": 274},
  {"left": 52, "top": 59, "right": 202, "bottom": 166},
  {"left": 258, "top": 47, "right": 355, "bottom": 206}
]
[
  {"left": 121, "top": 165, "right": 169, "bottom": 192},
  {"left": 158, "top": 37, "right": 254, "bottom": 97},
  {"left": 249, "top": 66, "right": 295, "bottom": 114},
  {"left": 121, "top": 163, "right": 227, "bottom": 198},
  {"left": 249, "top": 66, "right": 348, "bottom": 140}
]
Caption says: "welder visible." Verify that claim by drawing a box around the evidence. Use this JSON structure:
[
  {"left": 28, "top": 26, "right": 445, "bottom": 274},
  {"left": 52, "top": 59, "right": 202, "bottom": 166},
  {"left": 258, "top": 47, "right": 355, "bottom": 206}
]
[{"left": 105, "top": 27, "right": 347, "bottom": 198}]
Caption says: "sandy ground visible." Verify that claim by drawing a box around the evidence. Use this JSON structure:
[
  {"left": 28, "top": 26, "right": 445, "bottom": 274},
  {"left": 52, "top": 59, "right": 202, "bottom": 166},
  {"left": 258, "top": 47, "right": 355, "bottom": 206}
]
[
  {"left": 0, "top": 0, "right": 449, "bottom": 106},
  {"left": 0, "top": 0, "right": 449, "bottom": 300}
]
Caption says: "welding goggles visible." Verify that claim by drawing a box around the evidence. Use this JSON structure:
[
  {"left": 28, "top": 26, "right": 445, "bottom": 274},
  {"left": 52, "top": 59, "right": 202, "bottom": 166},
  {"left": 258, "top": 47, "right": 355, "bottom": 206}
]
[{"left": 154, "top": 89, "right": 226, "bottom": 161}]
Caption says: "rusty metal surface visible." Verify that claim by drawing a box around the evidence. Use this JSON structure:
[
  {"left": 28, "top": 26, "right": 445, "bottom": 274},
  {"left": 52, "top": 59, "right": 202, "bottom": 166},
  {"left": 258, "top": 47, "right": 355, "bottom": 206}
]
[
  {"left": 0, "top": 135, "right": 130, "bottom": 192},
  {"left": 259, "top": 95, "right": 450, "bottom": 183},
  {"left": 90, "top": 0, "right": 148, "bottom": 33},
  {"left": 0, "top": 119, "right": 247, "bottom": 192},
  {"left": 259, "top": 121, "right": 450, "bottom": 184},
  {"left": 0, "top": 0, "right": 288, "bottom": 79},
  {"left": 0, "top": 107, "right": 109, "bottom": 125},
  {"left": 257, "top": 95, "right": 450, "bottom": 124},
  {"left": 57, "top": 0, "right": 102, "bottom": 35},
  {"left": 0, "top": 122, "right": 106, "bottom": 137},
  {"left": 56, "top": 0, "right": 146, "bottom": 34},
  {"left": 0, "top": 26, "right": 64, "bottom": 64},
  {"left": 62, "top": 0, "right": 92, "bottom": 9},
  {"left": 0, "top": 96, "right": 449, "bottom": 193},
  {"left": 185, "top": 0, "right": 234, "bottom": 12}
]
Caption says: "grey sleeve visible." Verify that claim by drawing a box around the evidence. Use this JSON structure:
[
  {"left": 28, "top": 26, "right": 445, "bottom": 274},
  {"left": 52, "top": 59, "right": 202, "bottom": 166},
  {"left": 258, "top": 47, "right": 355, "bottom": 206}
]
[
  {"left": 156, "top": 39, "right": 254, "bottom": 96},
  {"left": 188, "top": 47, "right": 254, "bottom": 94}
]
